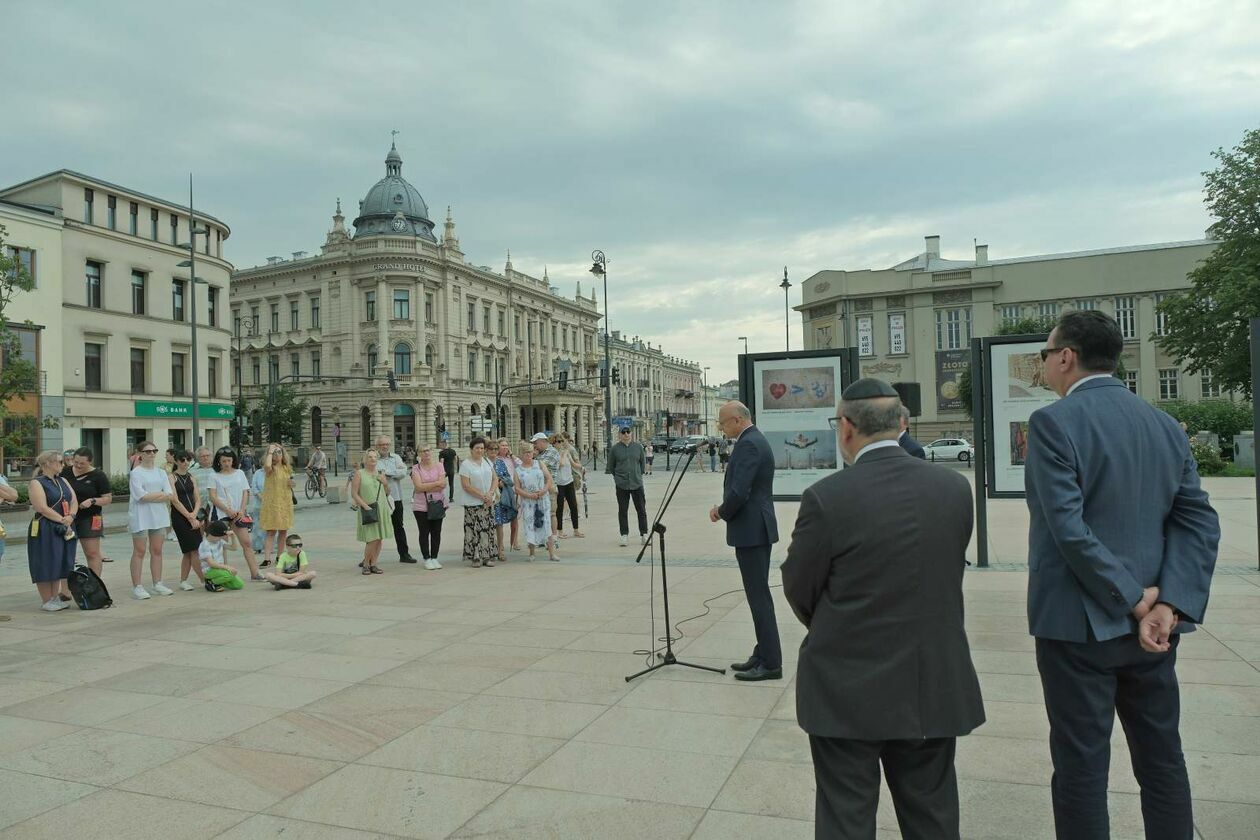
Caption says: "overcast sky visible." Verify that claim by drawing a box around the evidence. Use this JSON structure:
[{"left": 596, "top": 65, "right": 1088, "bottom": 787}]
[{"left": 4, "top": 1, "right": 1257, "bottom": 383}]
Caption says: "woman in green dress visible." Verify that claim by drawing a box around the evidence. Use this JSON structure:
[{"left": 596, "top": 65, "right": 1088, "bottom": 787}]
[{"left": 351, "top": 448, "right": 390, "bottom": 574}]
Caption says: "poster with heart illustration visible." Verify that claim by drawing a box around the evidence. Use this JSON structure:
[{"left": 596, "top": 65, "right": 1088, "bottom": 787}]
[{"left": 759, "top": 366, "right": 834, "bottom": 410}]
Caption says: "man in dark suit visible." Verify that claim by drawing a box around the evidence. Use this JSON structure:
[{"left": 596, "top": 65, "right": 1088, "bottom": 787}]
[
  {"left": 709, "top": 400, "right": 781, "bottom": 681},
  {"left": 1026, "top": 311, "right": 1219, "bottom": 839},
  {"left": 897, "top": 404, "right": 926, "bottom": 459},
  {"left": 782, "top": 378, "right": 984, "bottom": 840}
]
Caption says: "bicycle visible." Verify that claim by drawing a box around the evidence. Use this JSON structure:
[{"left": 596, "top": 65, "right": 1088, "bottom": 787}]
[{"left": 304, "top": 468, "right": 327, "bottom": 499}]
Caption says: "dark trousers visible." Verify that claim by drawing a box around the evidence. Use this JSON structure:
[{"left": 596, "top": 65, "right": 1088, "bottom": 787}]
[
  {"left": 389, "top": 499, "right": 410, "bottom": 559},
  {"left": 809, "top": 734, "right": 959, "bottom": 840},
  {"left": 735, "top": 545, "right": 781, "bottom": 669},
  {"left": 1036, "top": 634, "right": 1192, "bottom": 840},
  {"left": 615, "top": 486, "right": 647, "bottom": 536},
  {"left": 412, "top": 510, "right": 443, "bottom": 559},
  {"left": 555, "top": 482, "right": 579, "bottom": 529}
]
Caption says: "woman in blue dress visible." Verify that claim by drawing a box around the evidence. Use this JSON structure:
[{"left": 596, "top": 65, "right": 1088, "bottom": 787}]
[
  {"left": 515, "top": 441, "right": 557, "bottom": 561},
  {"left": 27, "top": 450, "right": 79, "bottom": 612},
  {"left": 492, "top": 438, "right": 520, "bottom": 562}
]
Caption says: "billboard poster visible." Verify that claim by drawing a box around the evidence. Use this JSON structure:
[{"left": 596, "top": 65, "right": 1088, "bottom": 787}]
[
  {"left": 935, "top": 349, "right": 969, "bottom": 411},
  {"left": 986, "top": 339, "right": 1059, "bottom": 495},
  {"left": 751, "top": 354, "right": 846, "bottom": 497}
]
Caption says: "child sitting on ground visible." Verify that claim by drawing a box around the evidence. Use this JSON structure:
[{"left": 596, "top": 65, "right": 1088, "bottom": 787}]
[
  {"left": 265, "top": 532, "right": 317, "bottom": 590},
  {"left": 199, "top": 520, "right": 244, "bottom": 591}
]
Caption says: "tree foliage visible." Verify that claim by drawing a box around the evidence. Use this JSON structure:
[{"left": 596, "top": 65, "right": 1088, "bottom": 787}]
[
  {"left": 1157, "top": 398, "right": 1254, "bottom": 441},
  {"left": 1156, "top": 127, "right": 1260, "bottom": 398},
  {"left": 0, "top": 224, "right": 42, "bottom": 459},
  {"left": 263, "top": 385, "right": 308, "bottom": 445}
]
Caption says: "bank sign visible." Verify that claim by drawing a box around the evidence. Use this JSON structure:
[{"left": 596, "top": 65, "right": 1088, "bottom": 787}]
[{"left": 134, "top": 401, "right": 234, "bottom": 419}]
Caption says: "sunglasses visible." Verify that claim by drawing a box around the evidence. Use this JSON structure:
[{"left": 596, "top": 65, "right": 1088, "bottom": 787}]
[
  {"left": 1040, "top": 346, "right": 1070, "bottom": 362},
  {"left": 287, "top": 542, "right": 303, "bottom": 548},
  {"left": 140, "top": 448, "right": 158, "bottom": 454}
]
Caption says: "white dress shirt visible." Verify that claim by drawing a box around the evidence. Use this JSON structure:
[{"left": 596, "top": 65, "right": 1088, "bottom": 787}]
[
  {"left": 854, "top": 439, "right": 902, "bottom": 463},
  {"left": 1066, "top": 373, "right": 1113, "bottom": 397}
]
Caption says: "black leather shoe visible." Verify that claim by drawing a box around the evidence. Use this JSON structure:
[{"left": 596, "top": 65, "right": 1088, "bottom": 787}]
[
  {"left": 734, "top": 664, "right": 783, "bottom": 682},
  {"left": 400, "top": 556, "right": 418, "bottom": 564},
  {"left": 730, "top": 657, "right": 759, "bottom": 672}
]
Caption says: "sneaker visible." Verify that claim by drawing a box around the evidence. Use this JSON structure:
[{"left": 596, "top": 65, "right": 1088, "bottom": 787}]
[
  {"left": 484, "top": 559, "right": 496, "bottom": 567},
  {"left": 297, "top": 580, "right": 312, "bottom": 589},
  {"left": 132, "top": 585, "right": 151, "bottom": 600},
  {"left": 619, "top": 534, "right": 628, "bottom": 547},
  {"left": 273, "top": 582, "right": 286, "bottom": 591},
  {"left": 152, "top": 582, "right": 174, "bottom": 596},
  {"left": 178, "top": 580, "right": 196, "bottom": 591},
  {"left": 41, "top": 600, "right": 64, "bottom": 612},
  {"left": 641, "top": 533, "right": 650, "bottom": 545},
  {"left": 400, "top": 555, "right": 418, "bottom": 564},
  {"left": 166, "top": 532, "right": 177, "bottom": 542},
  {"left": 204, "top": 581, "right": 224, "bottom": 593},
  {"left": 250, "top": 574, "right": 267, "bottom": 582},
  {"left": 423, "top": 558, "right": 442, "bottom": 570}
]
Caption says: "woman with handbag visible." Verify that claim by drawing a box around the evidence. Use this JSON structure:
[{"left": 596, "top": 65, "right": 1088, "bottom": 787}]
[
  {"left": 492, "top": 438, "right": 520, "bottom": 562},
  {"left": 28, "top": 450, "right": 79, "bottom": 611},
  {"left": 410, "top": 444, "right": 449, "bottom": 571},
  {"left": 515, "top": 441, "right": 558, "bottom": 561},
  {"left": 208, "top": 447, "right": 264, "bottom": 582},
  {"left": 168, "top": 450, "right": 209, "bottom": 591},
  {"left": 458, "top": 436, "right": 499, "bottom": 568},
  {"left": 352, "top": 448, "right": 390, "bottom": 574}
]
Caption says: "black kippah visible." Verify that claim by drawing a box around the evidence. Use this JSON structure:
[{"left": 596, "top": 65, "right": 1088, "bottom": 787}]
[{"left": 840, "top": 377, "right": 899, "bottom": 400}]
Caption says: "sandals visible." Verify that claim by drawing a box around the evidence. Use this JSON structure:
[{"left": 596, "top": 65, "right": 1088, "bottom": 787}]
[
  {"left": 361, "top": 567, "right": 371, "bottom": 575},
  {"left": 573, "top": 531, "right": 585, "bottom": 538},
  {"left": 370, "top": 566, "right": 384, "bottom": 574}
]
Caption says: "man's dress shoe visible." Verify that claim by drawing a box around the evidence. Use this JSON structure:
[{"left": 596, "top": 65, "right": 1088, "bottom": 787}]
[
  {"left": 730, "top": 657, "right": 759, "bottom": 672},
  {"left": 734, "top": 664, "right": 783, "bottom": 681}
]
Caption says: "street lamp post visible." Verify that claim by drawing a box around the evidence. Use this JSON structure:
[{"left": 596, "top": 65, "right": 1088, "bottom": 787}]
[
  {"left": 779, "top": 266, "right": 791, "bottom": 352},
  {"left": 737, "top": 336, "right": 749, "bottom": 356},
  {"left": 703, "top": 366, "right": 710, "bottom": 434},
  {"left": 177, "top": 174, "right": 210, "bottom": 449},
  {"left": 589, "top": 250, "right": 612, "bottom": 473}
]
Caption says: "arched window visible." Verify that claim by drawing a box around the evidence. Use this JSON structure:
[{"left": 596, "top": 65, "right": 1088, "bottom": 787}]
[
  {"left": 311, "top": 406, "right": 322, "bottom": 445},
  {"left": 366, "top": 344, "right": 378, "bottom": 371},
  {"left": 360, "top": 406, "right": 372, "bottom": 450},
  {"left": 424, "top": 344, "right": 433, "bottom": 368},
  {"left": 471, "top": 403, "right": 479, "bottom": 416},
  {"left": 393, "top": 342, "right": 412, "bottom": 375}
]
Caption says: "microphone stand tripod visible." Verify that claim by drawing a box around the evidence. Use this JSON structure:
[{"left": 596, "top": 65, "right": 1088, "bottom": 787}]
[{"left": 625, "top": 447, "right": 726, "bottom": 682}]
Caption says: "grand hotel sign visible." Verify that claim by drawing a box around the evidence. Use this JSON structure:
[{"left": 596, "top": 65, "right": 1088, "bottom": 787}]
[{"left": 373, "top": 262, "right": 427, "bottom": 273}]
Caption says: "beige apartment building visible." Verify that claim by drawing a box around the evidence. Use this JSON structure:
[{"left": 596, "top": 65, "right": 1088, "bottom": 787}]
[
  {"left": 799, "top": 234, "right": 1220, "bottom": 439},
  {"left": 230, "top": 143, "right": 604, "bottom": 458},
  {"left": 0, "top": 171, "right": 234, "bottom": 475},
  {"left": 0, "top": 198, "right": 66, "bottom": 476},
  {"left": 604, "top": 330, "right": 704, "bottom": 437}
]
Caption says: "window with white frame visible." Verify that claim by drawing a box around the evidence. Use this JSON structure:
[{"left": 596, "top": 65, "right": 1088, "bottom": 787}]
[
  {"left": 1158, "top": 368, "right": 1179, "bottom": 400},
  {"left": 1000, "top": 305, "right": 1020, "bottom": 327},
  {"left": 1201, "top": 373, "right": 1223, "bottom": 399},
  {"left": 935, "top": 307, "right": 971, "bottom": 351},
  {"left": 1114, "top": 296, "right": 1136, "bottom": 339},
  {"left": 1123, "top": 369, "right": 1138, "bottom": 394},
  {"left": 1154, "top": 293, "right": 1169, "bottom": 336},
  {"left": 856, "top": 316, "right": 874, "bottom": 356},
  {"left": 1038, "top": 302, "right": 1059, "bottom": 319},
  {"left": 393, "top": 289, "right": 410, "bottom": 320},
  {"left": 888, "top": 313, "right": 906, "bottom": 354},
  {"left": 1074, "top": 299, "right": 1097, "bottom": 311}
]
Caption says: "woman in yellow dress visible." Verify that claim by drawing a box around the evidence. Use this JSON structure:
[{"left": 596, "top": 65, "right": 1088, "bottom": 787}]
[{"left": 260, "top": 442, "right": 295, "bottom": 569}]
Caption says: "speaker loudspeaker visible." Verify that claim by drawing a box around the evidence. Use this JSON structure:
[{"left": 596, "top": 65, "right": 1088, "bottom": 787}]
[{"left": 892, "top": 382, "right": 922, "bottom": 417}]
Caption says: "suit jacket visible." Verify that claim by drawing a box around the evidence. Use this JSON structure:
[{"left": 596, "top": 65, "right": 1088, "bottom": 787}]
[
  {"left": 898, "top": 431, "right": 926, "bottom": 459},
  {"left": 781, "top": 446, "right": 984, "bottom": 740},
  {"left": 1025, "top": 377, "right": 1219, "bottom": 643},
  {"left": 718, "top": 425, "right": 778, "bottom": 548}
]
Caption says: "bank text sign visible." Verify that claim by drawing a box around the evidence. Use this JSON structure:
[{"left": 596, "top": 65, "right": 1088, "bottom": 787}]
[{"left": 134, "top": 401, "right": 234, "bottom": 419}]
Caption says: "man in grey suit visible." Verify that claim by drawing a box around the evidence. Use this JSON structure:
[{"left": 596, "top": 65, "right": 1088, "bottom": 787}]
[
  {"left": 1027, "top": 311, "right": 1219, "bottom": 839},
  {"left": 782, "top": 378, "right": 984, "bottom": 839},
  {"left": 709, "top": 401, "right": 781, "bottom": 681}
]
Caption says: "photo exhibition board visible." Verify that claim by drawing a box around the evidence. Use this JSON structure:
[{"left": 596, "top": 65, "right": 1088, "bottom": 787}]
[
  {"left": 986, "top": 338, "right": 1059, "bottom": 495},
  {"left": 749, "top": 353, "right": 847, "bottom": 498}
]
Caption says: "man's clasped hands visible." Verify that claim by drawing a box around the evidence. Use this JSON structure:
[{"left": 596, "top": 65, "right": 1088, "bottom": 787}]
[{"left": 1133, "top": 586, "right": 1179, "bottom": 653}]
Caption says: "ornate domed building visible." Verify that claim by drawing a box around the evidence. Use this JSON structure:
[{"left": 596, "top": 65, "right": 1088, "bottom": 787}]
[{"left": 231, "top": 141, "right": 605, "bottom": 459}]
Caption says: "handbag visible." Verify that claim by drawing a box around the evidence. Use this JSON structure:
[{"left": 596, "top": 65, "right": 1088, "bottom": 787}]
[
  {"left": 425, "top": 493, "right": 445, "bottom": 521},
  {"left": 359, "top": 477, "right": 382, "bottom": 525}
]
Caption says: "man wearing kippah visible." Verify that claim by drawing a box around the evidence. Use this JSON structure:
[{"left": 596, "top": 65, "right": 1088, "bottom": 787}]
[{"left": 782, "top": 377, "right": 984, "bottom": 839}]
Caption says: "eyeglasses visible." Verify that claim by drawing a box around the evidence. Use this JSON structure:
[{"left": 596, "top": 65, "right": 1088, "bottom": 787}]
[
  {"left": 140, "top": 449, "right": 158, "bottom": 454},
  {"left": 827, "top": 416, "right": 851, "bottom": 431},
  {"left": 1040, "top": 346, "right": 1070, "bottom": 362},
  {"left": 287, "top": 543, "right": 302, "bottom": 548}
]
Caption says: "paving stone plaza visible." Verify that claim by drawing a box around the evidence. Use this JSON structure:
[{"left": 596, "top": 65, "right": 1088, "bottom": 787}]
[{"left": 0, "top": 467, "right": 1256, "bottom": 839}]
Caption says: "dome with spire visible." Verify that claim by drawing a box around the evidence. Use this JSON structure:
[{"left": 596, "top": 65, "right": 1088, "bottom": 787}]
[{"left": 352, "top": 141, "right": 436, "bottom": 242}]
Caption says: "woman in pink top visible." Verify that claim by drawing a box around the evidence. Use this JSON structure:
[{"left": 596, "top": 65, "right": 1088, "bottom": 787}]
[{"left": 410, "top": 444, "right": 449, "bottom": 570}]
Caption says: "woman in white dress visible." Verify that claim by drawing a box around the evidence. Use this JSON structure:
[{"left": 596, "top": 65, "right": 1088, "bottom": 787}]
[
  {"left": 208, "top": 447, "right": 263, "bottom": 581},
  {"left": 127, "top": 441, "right": 174, "bottom": 599},
  {"left": 515, "top": 441, "right": 557, "bottom": 561}
]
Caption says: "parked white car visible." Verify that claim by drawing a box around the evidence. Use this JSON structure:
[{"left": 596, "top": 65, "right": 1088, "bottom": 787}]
[{"left": 924, "top": 438, "right": 974, "bottom": 463}]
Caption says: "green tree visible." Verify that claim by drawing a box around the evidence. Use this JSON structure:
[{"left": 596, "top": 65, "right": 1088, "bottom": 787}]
[
  {"left": 264, "top": 385, "right": 308, "bottom": 445},
  {"left": 0, "top": 224, "right": 41, "bottom": 461},
  {"left": 1156, "top": 127, "right": 1260, "bottom": 397}
]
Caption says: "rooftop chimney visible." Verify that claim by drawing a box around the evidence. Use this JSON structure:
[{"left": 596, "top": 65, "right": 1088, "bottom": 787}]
[
  {"left": 292, "top": 251, "right": 307, "bottom": 260},
  {"left": 925, "top": 235, "right": 941, "bottom": 257},
  {"left": 266, "top": 256, "right": 283, "bottom": 265},
  {"left": 975, "top": 244, "right": 988, "bottom": 265}
]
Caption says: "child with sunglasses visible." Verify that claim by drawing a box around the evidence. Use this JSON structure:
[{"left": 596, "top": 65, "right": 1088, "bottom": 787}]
[{"left": 264, "top": 533, "right": 316, "bottom": 590}]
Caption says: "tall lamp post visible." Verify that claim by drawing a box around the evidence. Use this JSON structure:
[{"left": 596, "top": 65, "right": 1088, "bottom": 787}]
[
  {"left": 779, "top": 266, "right": 791, "bottom": 352},
  {"left": 737, "top": 336, "right": 749, "bottom": 356},
  {"left": 702, "top": 366, "right": 710, "bottom": 434},
  {"left": 176, "top": 175, "right": 211, "bottom": 448},
  {"left": 589, "top": 250, "right": 612, "bottom": 472}
]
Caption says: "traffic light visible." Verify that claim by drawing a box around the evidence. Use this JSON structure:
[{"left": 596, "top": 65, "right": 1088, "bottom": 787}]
[
  {"left": 387, "top": 370, "right": 398, "bottom": 391},
  {"left": 612, "top": 366, "right": 621, "bottom": 385}
]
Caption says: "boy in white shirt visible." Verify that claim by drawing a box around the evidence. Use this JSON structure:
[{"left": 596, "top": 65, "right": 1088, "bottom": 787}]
[
  {"left": 264, "top": 533, "right": 316, "bottom": 590},
  {"left": 199, "top": 520, "right": 244, "bottom": 591}
]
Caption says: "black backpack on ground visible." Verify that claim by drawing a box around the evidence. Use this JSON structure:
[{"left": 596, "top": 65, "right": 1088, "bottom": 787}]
[{"left": 67, "top": 564, "right": 112, "bottom": 610}]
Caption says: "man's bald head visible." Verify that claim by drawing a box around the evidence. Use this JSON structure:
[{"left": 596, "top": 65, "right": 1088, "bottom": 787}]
[{"left": 718, "top": 401, "right": 753, "bottom": 437}]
